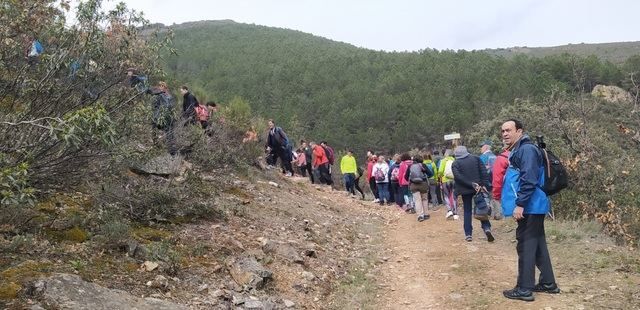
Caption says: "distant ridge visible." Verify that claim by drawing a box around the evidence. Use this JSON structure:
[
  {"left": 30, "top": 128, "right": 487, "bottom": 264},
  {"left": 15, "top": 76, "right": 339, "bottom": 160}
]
[
  {"left": 483, "top": 41, "right": 640, "bottom": 64},
  {"left": 152, "top": 20, "right": 640, "bottom": 63}
]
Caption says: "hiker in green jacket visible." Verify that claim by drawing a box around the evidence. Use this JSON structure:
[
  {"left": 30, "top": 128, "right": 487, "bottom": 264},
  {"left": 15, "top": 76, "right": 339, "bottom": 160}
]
[
  {"left": 438, "top": 149, "right": 458, "bottom": 220},
  {"left": 340, "top": 150, "right": 358, "bottom": 196},
  {"left": 423, "top": 153, "right": 439, "bottom": 209}
]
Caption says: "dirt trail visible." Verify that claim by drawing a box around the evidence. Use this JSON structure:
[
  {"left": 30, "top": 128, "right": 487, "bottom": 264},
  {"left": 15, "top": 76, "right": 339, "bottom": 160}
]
[{"left": 371, "top": 205, "right": 588, "bottom": 310}]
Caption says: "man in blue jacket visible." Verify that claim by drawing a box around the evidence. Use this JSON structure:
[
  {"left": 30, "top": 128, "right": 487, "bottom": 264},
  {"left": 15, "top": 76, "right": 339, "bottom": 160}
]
[{"left": 501, "top": 119, "right": 559, "bottom": 302}]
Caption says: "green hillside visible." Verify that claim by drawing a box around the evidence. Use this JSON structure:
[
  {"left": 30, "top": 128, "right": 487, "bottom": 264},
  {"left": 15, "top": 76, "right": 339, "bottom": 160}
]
[
  {"left": 484, "top": 41, "right": 640, "bottom": 64},
  {"left": 157, "top": 20, "right": 633, "bottom": 153}
]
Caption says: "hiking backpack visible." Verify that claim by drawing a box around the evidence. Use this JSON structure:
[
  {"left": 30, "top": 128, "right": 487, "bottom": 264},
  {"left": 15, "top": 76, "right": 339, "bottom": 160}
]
[
  {"left": 390, "top": 166, "right": 400, "bottom": 182},
  {"left": 324, "top": 146, "right": 335, "bottom": 165},
  {"left": 425, "top": 162, "right": 436, "bottom": 177},
  {"left": 195, "top": 104, "right": 209, "bottom": 122},
  {"left": 444, "top": 159, "right": 454, "bottom": 179},
  {"left": 409, "top": 163, "right": 427, "bottom": 184},
  {"left": 374, "top": 167, "right": 386, "bottom": 182},
  {"left": 537, "top": 141, "right": 569, "bottom": 196}
]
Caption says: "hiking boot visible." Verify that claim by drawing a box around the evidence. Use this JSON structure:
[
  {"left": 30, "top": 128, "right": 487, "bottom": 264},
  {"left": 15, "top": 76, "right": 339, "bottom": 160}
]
[
  {"left": 446, "top": 211, "right": 454, "bottom": 219},
  {"left": 453, "top": 215, "right": 460, "bottom": 220},
  {"left": 533, "top": 283, "right": 560, "bottom": 294},
  {"left": 503, "top": 287, "right": 534, "bottom": 302},
  {"left": 465, "top": 235, "right": 472, "bottom": 242},
  {"left": 485, "top": 230, "right": 495, "bottom": 242}
]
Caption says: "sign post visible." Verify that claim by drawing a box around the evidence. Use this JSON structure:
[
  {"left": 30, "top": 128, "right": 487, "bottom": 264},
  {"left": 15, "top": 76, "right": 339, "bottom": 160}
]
[{"left": 444, "top": 132, "right": 461, "bottom": 148}]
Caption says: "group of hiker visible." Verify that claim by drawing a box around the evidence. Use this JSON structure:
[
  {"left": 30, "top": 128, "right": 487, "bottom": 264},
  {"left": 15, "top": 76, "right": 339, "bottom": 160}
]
[
  {"left": 264, "top": 120, "right": 339, "bottom": 187},
  {"left": 358, "top": 119, "right": 558, "bottom": 302},
  {"left": 265, "top": 119, "right": 560, "bottom": 303},
  {"left": 127, "top": 70, "right": 227, "bottom": 155}
]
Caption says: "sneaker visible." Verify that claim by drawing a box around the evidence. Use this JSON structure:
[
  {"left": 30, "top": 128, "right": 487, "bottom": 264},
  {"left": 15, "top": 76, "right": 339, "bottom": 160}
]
[
  {"left": 503, "top": 287, "right": 534, "bottom": 302},
  {"left": 453, "top": 215, "right": 460, "bottom": 220},
  {"left": 423, "top": 214, "right": 430, "bottom": 220},
  {"left": 285, "top": 172, "right": 292, "bottom": 177},
  {"left": 418, "top": 215, "right": 425, "bottom": 222},
  {"left": 446, "top": 211, "right": 454, "bottom": 219},
  {"left": 485, "top": 230, "right": 495, "bottom": 242},
  {"left": 373, "top": 198, "right": 380, "bottom": 203},
  {"left": 465, "top": 235, "right": 472, "bottom": 242},
  {"left": 533, "top": 283, "right": 560, "bottom": 294}
]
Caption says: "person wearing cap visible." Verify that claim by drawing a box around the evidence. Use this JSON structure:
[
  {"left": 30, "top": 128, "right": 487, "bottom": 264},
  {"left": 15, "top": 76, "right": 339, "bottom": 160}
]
[
  {"left": 479, "top": 139, "right": 502, "bottom": 220},
  {"left": 479, "top": 140, "right": 497, "bottom": 178},
  {"left": 451, "top": 145, "right": 493, "bottom": 242}
]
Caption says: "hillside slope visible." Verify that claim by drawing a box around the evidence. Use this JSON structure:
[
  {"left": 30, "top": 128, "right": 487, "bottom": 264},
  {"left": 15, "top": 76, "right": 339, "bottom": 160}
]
[{"left": 155, "top": 20, "right": 630, "bottom": 154}]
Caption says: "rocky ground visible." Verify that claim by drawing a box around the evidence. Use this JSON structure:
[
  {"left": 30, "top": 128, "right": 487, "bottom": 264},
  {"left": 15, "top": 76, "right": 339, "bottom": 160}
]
[{"left": 1, "top": 166, "right": 639, "bottom": 309}]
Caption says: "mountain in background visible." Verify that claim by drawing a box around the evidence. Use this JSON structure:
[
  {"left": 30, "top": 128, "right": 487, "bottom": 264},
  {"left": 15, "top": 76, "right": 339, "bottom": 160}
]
[
  {"left": 153, "top": 20, "right": 636, "bottom": 153},
  {"left": 483, "top": 41, "right": 640, "bottom": 64}
]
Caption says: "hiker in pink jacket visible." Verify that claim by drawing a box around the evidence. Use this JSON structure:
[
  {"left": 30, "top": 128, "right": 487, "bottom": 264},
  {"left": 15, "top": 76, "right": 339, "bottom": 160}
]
[{"left": 397, "top": 153, "right": 415, "bottom": 212}]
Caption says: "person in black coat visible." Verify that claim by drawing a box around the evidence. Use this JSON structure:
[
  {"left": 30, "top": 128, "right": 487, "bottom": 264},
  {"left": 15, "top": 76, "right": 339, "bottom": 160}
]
[
  {"left": 452, "top": 145, "right": 494, "bottom": 242},
  {"left": 180, "top": 85, "right": 198, "bottom": 124}
]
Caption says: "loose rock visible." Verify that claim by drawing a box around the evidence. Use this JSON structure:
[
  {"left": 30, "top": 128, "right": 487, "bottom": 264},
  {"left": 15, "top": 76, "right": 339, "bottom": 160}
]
[{"left": 32, "top": 273, "right": 185, "bottom": 310}]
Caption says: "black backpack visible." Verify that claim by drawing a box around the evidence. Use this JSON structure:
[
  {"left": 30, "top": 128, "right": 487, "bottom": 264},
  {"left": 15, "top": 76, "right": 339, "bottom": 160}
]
[{"left": 536, "top": 137, "right": 568, "bottom": 196}]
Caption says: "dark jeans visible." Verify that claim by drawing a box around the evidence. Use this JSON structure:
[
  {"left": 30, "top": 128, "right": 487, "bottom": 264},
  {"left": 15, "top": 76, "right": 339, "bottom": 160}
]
[
  {"left": 343, "top": 173, "right": 355, "bottom": 193},
  {"left": 353, "top": 177, "right": 365, "bottom": 199},
  {"left": 461, "top": 194, "right": 491, "bottom": 237},
  {"left": 516, "top": 214, "right": 556, "bottom": 291},
  {"left": 369, "top": 178, "right": 379, "bottom": 199},
  {"left": 305, "top": 163, "right": 314, "bottom": 183},
  {"left": 435, "top": 182, "right": 444, "bottom": 204},
  {"left": 390, "top": 182, "right": 402, "bottom": 206},
  {"left": 318, "top": 163, "right": 333, "bottom": 185},
  {"left": 377, "top": 182, "right": 390, "bottom": 204},
  {"left": 272, "top": 146, "right": 293, "bottom": 174}
]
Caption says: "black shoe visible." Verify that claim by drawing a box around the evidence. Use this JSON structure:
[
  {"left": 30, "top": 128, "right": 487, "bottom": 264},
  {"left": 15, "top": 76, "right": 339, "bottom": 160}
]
[
  {"left": 503, "top": 287, "right": 534, "bottom": 302},
  {"left": 533, "top": 283, "right": 560, "bottom": 294},
  {"left": 485, "top": 230, "right": 495, "bottom": 242}
]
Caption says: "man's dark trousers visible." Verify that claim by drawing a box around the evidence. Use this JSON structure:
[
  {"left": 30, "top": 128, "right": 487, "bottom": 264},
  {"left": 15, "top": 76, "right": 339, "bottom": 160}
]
[{"left": 516, "top": 214, "right": 556, "bottom": 291}]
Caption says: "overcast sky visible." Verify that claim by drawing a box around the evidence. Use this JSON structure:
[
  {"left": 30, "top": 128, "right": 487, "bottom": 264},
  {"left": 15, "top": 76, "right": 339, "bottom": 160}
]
[{"left": 93, "top": 0, "right": 639, "bottom": 52}]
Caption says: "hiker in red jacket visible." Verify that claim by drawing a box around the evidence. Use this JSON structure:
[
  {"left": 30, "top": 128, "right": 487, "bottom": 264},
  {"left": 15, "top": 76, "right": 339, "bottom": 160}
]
[
  {"left": 492, "top": 147, "right": 510, "bottom": 220},
  {"left": 311, "top": 141, "right": 333, "bottom": 185}
]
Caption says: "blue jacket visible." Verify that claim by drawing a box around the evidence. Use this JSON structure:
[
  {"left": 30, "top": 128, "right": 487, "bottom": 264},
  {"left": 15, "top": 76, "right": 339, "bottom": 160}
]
[{"left": 501, "top": 135, "right": 549, "bottom": 216}]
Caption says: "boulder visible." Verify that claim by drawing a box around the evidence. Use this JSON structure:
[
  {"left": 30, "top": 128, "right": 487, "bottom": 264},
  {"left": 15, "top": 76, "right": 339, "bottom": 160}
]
[
  {"left": 226, "top": 257, "right": 272, "bottom": 290},
  {"left": 31, "top": 273, "right": 185, "bottom": 310},
  {"left": 262, "top": 240, "right": 304, "bottom": 264},
  {"left": 592, "top": 85, "right": 633, "bottom": 104}
]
